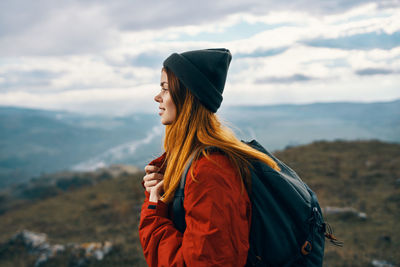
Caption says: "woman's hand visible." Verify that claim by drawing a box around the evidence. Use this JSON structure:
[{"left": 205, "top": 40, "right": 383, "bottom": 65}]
[
  {"left": 143, "top": 165, "right": 164, "bottom": 199},
  {"left": 149, "top": 180, "right": 164, "bottom": 203}
]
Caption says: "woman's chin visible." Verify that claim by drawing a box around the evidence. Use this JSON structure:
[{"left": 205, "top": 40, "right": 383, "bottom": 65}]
[{"left": 160, "top": 118, "right": 171, "bottom": 125}]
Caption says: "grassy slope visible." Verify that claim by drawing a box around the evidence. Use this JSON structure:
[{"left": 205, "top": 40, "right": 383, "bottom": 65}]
[
  {"left": 0, "top": 140, "right": 399, "bottom": 266},
  {"left": 274, "top": 140, "right": 400, "bottom": 266},
  {"left": 0, "top": 172, "right": 147, "bottom": 266}
]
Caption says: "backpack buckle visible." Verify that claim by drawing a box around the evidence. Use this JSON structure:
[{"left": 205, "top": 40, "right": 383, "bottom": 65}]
[{"left": 301, "top": 241, "right": 312, "bottom": 255}]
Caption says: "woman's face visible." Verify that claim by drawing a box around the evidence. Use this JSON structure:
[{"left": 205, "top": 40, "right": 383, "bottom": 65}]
[{"left": 154, "top": 70, "right": 177, "bottom": 125}]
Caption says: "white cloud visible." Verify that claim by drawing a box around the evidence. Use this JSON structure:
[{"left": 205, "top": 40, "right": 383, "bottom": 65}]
[
  {"left": 0, "top": 85, "right": 159, "bottom": 115},
  {"left": 223, "top": 74, "right": 400, "bottom": 107},
  {"left": 0, "top": 3, "right": 118, "bottom": 57},
  {"left": 347, "top": 47, "right": 400, "bottom": 70},
  {"left": 1, "top": 1, "right": 399, "bottom": 115}
]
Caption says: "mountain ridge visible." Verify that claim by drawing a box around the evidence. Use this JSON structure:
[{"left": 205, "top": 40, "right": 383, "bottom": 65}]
[{"left": 1, "top": 99, "right": 399, "bottom": 188}]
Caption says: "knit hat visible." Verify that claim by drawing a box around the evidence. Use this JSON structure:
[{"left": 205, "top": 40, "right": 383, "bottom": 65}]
[{"left": 163, "top": 48, "right": 232, "bottom": 113}]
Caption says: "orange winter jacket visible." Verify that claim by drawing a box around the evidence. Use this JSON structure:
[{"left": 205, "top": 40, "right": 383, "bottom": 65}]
[{"left": 139, "top": 152, "right": 252, "bottom": 267}]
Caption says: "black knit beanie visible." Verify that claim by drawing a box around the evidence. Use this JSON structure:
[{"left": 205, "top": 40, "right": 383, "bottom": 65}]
[{"left": 163, "top": 48, "right": 232, "bottom": 113}]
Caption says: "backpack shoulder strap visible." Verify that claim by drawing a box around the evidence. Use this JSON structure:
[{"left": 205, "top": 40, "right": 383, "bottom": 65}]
[
  {"left": 171, "top": 150, "right": 197, "bottom": 233},
  {"left": 172, "top": 146, "right": 218, "bottom": 233},
  {"left": 179, "top": 152, "right": 197, "bottom": 192},
  {"left": 179, "top": 146, "right": 219, "bottom": 190}
]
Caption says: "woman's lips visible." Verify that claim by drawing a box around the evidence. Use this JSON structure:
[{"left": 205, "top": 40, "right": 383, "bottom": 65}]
[{"left": 158, "top": 108, "right": 165, "bottom": 115}]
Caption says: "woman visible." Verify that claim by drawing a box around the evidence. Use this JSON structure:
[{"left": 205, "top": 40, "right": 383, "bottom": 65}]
[{"left": 139, "top": 48, "right": 280, "bottom": 266}]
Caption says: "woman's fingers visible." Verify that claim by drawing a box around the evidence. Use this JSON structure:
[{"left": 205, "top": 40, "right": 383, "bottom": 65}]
[
  {"left": 142, "top": 164, "right": 163, "bottom": 193},
  {"left": 145, "top": 179, "right": 164, "bottom": 193},
  {"left": 144, "top": 179, "right": 161, "bottom": 188},
  {"left": 149, "top": 180, "right": 164, "bottom": 202},
  {"left": 143, "top": 171, "right": 164, "bottom": 193},
  {"left": 143, "top": 172, "right": 163, "bottom": 183},
  {"left": 153, "top": 180, "right": 164, "bottom": 193},
  {"left": 144, "top": 165, "right": 160, "bottom": 174}
]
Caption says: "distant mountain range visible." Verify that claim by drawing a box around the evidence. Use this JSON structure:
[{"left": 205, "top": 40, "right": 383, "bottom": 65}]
[
  {"left": 219, "top": 99, "right": 400, "bottom": 151},
  {"left": 1, "top": 99, "right": 399, "bottom": 188},
  {"left": 0, "top": 107, "right": 162, "bottom": 188}
]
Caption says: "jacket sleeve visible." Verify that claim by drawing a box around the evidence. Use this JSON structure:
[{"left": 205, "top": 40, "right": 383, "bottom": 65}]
[{"left": 138, "top": 154, "right": 251, "bottom": 267}]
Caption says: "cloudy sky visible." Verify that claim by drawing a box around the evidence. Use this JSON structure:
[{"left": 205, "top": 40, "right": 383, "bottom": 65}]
[{"left": 0, "top": 0, "right": 399, "bottom": 115}]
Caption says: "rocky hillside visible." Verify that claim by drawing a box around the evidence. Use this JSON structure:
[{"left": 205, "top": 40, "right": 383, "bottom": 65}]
[{"left": 0, "top": 140, "right": 399, "bottom": 266}]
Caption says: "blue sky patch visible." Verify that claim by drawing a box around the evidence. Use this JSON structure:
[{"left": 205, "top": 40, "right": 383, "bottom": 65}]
[
  {"left": 128, "top": 53, "right": 164, "bottom": 68},
  {"left": 236, "top": 47, "right": 289, "bottom": 58},
  {"left": 303, "top": 31, "right": 400, "bottom": 50},
  {"left": 355, "top": 68, "right": 395, "bottom": 76}
]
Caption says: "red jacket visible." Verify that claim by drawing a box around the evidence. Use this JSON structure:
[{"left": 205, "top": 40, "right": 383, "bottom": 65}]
[{"left": 139, "top": 152, "right": 252, "bottom": 267}]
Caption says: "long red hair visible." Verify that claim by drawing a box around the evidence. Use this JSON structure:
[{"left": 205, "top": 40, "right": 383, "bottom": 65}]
[{"left": 160, "top": 67, "right": 280, "bottom": 203}]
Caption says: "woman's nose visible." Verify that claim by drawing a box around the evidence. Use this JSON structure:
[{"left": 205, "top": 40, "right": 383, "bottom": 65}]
[{"left": 154, "top": 91, "right": 162, "bottom": 102}]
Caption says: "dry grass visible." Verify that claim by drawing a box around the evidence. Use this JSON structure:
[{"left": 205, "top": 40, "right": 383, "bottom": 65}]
[{"left": 0, "top": 139, "right": 399, "bottom": 266}]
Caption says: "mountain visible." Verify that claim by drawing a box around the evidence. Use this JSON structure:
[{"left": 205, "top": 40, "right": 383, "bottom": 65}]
[
  {"left": 0, "top": 107, "right": 162, "bottom": 188},
  {"left": 0, "top": 99, "right": 399, "bottom": 189},
  {"left": 219, "top": 99, "right": 400, "bottom": 150},
  {"left": 0, "top": 140, "right": 398, "bottom": 266}
]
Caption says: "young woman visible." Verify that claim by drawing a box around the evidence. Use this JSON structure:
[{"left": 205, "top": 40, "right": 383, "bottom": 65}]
[{"left": 139, "top": 48, "right": 280, "bottom": 266}]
